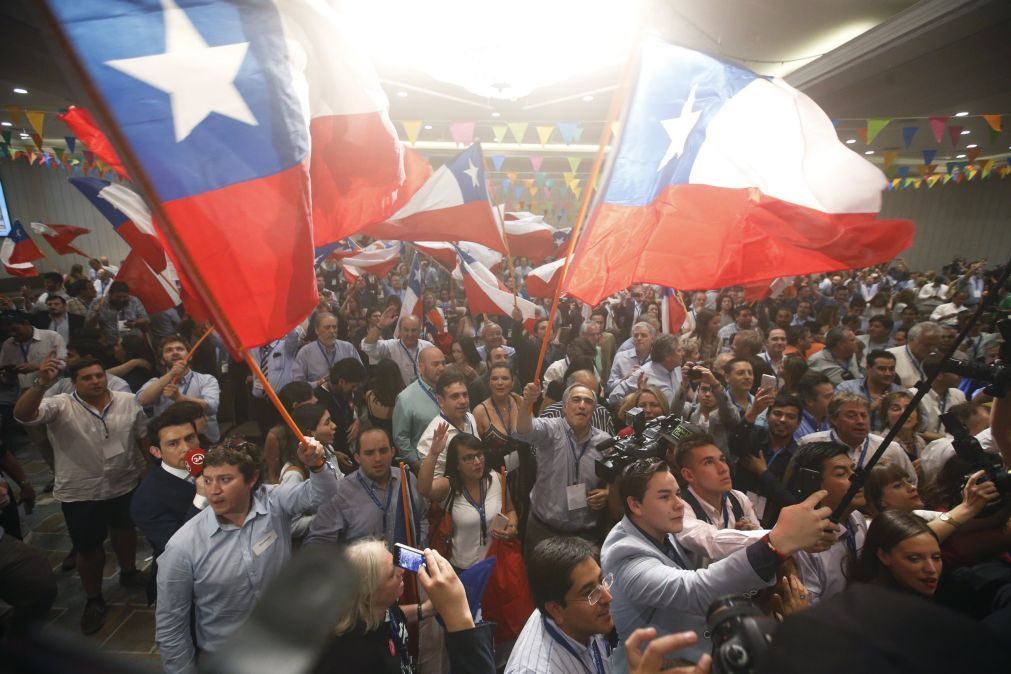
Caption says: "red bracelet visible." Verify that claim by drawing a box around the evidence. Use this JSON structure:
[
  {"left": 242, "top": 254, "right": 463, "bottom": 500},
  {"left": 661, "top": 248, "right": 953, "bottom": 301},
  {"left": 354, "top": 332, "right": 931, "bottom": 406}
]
[{"left": 761, "top": 533, "right": 788, "bottom": 562}]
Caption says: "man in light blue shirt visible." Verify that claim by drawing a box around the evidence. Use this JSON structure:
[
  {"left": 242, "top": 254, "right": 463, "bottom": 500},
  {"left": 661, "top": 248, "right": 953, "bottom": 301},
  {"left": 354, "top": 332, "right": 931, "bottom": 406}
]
[
  {"left": 606, "top": 322, "right": 654, "bottom": 394},
  {"left": 607, "top": 334, "right": 682, "bottom": 407},
  {"left": 138, "top": 336, "right": 222, "bottom": 442},
  {"left": 292, "top": 312, "right": 360, "bottom": 386},
  {"left": 155, "top": 438, "right": 338, "bottom": 674}
]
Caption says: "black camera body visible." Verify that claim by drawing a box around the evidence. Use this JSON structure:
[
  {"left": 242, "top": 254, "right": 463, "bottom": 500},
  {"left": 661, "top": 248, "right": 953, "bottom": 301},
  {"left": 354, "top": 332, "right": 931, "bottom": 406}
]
[
  {"left": 707, "top": 596, "right": 778, "bottom": 674},
  {"left": 594, "top": 409, "right": 696, "bottom": 482},
  {"left": 940, "top": 410, "right": 1011, "bottom": 516},
  {"left": 936, "top": 317, "right": 1010, "bottom": 398}
]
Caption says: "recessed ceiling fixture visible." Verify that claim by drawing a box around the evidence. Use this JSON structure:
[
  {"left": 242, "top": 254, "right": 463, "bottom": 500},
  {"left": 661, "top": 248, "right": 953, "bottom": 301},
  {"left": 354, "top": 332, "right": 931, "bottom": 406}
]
[
  {"left": 396, "top": 91, "right": 408, "bottom": 97},
  {"left": 0, "top": 122, "right": 11, "bottom": 127},
  {"left": 956, "top": 154, "right": 966, "bottom": 158},
  {"left": 582, "top": 95, "right": 594, "bottom": 102},
  {"left": 845, "top": 139, "right": 856, "bottom": 144},
  {"left": 864, "top": 150, "right": 874, "bottom": 155},
  {"left": 491, "top": 111, "right": 501, "bottom": 118},
  {"left": 960, "top": 129, "right": 970, "bottom": 135},
  {"left": 966, "top": 144, "right": 977, "bottom": 149},
  {"left": 12, "top": 88, "right": 27, "bottom": 94},
  {"left": 954, "top": 111, "right": 969, "bottom": 117},
  {"left": 423, "top": 124, "right": 433, "bottom": 130}
]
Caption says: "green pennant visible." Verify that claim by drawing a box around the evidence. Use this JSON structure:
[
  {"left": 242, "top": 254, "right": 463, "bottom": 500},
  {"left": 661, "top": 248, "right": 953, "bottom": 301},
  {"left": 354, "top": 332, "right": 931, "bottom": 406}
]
[
  {"left": 492, "top": 124, "right": 508, "bottom": 143},
  {"left": 567, "top": 156, "right": 581, "bottom": 173},
  {"left": 507, "top": 122, "right": 528, "bottom": 143},
  {"left": 866, "top": 118, "right": 890, "bottom": 144}
]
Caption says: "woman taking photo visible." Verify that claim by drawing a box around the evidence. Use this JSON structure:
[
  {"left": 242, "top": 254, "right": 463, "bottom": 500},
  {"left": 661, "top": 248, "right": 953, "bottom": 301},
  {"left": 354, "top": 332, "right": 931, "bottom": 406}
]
[
  {"left": 418, "top": 427, "right": 518, "bottom": 571},
  {"left": 687, "top": 309, "right": 721, "bottom": 366},
  {"left": 472, "top": 364, "right": 525, "bottom": 472}
]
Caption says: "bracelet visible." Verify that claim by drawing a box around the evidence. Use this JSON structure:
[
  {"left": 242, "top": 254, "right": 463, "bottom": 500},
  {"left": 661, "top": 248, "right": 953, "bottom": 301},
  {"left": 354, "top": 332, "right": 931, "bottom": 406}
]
[
  {"left": 761, "top": 533, "right": 789, "bottom": 562},
  {"left": 417, "top": 604, "right": 424, "bottom": 622}
]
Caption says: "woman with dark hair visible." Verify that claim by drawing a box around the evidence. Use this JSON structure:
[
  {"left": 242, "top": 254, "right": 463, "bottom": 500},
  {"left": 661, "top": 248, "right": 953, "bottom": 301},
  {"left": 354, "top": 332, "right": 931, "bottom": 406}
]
[
  {"left": 687, "top": 309, "right": 721, "bottom": 365},
  {"left": 363, "top": 359, "right": 404, "bottom": 437},
  {"left": 338, "top": 293, "right": 368, "bottom": 342},
  {"left": 108, "top": 334, "right": 156, "bottom": 392},
  {"left": 451, "top": 337, "right": 485, "bottom": 381},
  {"left": 879, "top": 391, "right": 927, "bottom": 470},
  {"left": 779, "top": 354, "right": 808, "bottom": 396},
  {"left": 716, "top": 292, "right": 736, "bottom": 328},
  {"left": 263, "top": 381, "right": 317, "bottom": 483},
  {"left": 283, "top": 404, "right": 339, "bottom": 537},
  {"left": 851, "top": 510, "right": 943, "bottom": 596},
  {"left": 473, "top": 364, "right": 526, "bottom": 472},
  {"left": 418, "top": 427, "right": 518, "bottom": 570}
]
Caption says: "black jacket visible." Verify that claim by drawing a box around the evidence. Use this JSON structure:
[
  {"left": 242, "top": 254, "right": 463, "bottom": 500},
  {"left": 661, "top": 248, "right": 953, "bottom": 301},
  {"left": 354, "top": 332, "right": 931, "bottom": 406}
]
[{"left": 129, "top": 462, "right": 199, "bottom": 557}]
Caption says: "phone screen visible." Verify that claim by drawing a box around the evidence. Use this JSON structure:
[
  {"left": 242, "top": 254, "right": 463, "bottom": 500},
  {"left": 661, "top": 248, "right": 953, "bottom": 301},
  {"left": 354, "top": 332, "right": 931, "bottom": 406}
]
[
  {"left": 761, "top": 374, "right": 778, "bottom": 391},
  {"left": 393, "top": 543, "right": 426, "bottom": 572}
]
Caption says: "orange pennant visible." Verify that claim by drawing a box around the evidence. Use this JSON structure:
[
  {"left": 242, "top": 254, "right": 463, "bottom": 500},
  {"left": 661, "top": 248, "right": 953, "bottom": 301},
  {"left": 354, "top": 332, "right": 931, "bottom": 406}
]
[
  {"left": 857, "top": 127, "right": 868, "bottom": 145},
  {"left": 982, "top": 115, "right": 1002, "bottom": 133}
]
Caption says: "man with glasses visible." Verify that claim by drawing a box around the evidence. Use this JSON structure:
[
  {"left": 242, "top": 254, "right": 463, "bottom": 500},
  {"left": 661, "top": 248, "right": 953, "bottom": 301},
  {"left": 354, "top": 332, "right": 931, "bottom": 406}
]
[
  {"left": 518, "top": 381, "right": 612, "bottom": 553},
  {"left": 293, "top": 312, "right": 361, "bottom": 387},
  {"left": 601, "top": 456, "right": 836, "bottom": 669}
]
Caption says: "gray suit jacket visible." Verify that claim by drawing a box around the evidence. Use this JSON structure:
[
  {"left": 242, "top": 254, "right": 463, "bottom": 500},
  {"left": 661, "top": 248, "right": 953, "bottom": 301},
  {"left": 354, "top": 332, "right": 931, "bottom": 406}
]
[{"left": 601, "top": 516, "right": 775, "bottom": 671}]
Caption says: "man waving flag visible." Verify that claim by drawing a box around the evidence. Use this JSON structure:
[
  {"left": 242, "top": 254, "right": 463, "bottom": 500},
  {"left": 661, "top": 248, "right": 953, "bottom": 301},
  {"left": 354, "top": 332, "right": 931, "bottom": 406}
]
[{"left": 563, "top": 39, "right": 915, "bottom": 305}]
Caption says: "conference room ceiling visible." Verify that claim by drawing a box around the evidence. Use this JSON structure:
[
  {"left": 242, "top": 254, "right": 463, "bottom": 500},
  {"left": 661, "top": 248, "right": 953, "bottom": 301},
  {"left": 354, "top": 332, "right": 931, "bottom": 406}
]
[{"left": 0, "top": 0, "right": 1008, "bottom": 175}]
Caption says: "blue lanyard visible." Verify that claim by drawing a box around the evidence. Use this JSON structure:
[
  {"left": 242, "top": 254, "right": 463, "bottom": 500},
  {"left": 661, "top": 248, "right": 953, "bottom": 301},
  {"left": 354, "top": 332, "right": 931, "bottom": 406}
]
[
  {"left": 317, "top": 341, "right": 335, "bottom": 369},
  {"left": 462, "top": 480, "right": 487, "bottom": 545},
  {"left": 765, "top": 439, "right": 795, "bottom": 467},
  {"left": 357, "top": 472, "right": 394, "bottom": 531},
  {"left": 72, "top": 391, "right": 112, "bottom": 439},
  {"left": 418, "top": 380, "right": 438, "bottom": 407},
  {"left": 831, "top": 430, "right": 871, "bottom": 469},
  {"left": 399, "top": 341, "right": 419, "bottom": 379},
  {"left": 905, "top": 346, "right": 925, "bottom": 380},
  {"left": 491, "top": 396, "right": 514, "bottom": 436},
  {"left": 177, "top": 372, "right": 193, "bottom": 397},
  {"left": 565, "top": 427, "right": 590, "bottom": 486},
  {"left": 542, "top": 616, "right": 606, "bottom": 674},
  {"left": 17, "top": 340, "right": 31, "bottom": 362},
  {"left": 440, "top": 413, "right": 472, "bottom": 435}
]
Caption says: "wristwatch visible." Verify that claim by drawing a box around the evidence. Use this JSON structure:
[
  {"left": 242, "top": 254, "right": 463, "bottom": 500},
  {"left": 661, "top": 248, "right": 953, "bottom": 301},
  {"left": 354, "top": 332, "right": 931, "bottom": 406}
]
[{"left": 938, "top": 512, "right": 962, "bottom": 528}]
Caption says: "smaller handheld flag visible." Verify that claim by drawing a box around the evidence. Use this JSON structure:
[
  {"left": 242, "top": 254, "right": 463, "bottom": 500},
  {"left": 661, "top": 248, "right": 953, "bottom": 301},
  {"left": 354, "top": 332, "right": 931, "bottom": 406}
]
[
  {"left": 30, "top": 221, "right": 90, "bottom": 257},
  {"left": 1, "top": 220, "right": 44, "bottom": 277}
]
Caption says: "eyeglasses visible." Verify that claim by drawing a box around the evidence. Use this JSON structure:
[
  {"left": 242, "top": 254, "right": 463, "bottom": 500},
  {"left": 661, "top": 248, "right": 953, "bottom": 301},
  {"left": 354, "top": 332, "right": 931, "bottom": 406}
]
[
  {"left": 570, "top": 573, "right": 614, "bottom": 606},
  {"left": 459, "top": 452, "right": 485, "bottom": 464}
]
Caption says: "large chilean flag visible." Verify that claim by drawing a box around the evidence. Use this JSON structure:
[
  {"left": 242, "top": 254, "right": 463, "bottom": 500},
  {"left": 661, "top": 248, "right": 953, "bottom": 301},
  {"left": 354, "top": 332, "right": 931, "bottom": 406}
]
[{"left": 563, "top": 39, "right": 915, "bottom": 305}]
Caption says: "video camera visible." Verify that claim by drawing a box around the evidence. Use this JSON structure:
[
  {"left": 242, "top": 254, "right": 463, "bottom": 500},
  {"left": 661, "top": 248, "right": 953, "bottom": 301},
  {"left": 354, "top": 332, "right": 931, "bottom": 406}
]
[
  {"left": 932, "top": 318, "right": 1010, "bottom": 398},
  {"left": 940, "top": 409, "right": 1011, "bottom": 517},
  {"left": 707, "top": 595, "right": 778, "bottom": 674},
  {"left": 594, "top": 408, "right": 696, "bottom": 482}
]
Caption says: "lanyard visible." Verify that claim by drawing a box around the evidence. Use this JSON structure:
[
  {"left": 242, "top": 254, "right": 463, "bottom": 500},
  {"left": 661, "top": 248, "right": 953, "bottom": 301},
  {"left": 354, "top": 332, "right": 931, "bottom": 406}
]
[
  {"left": 384, "top": 609, "right": 412, "bottom": 669},
  {"left": 491, "top": 396, "right": 514, "bottom": 436},
  {"left": 765, "top": 439, "right": 794, "bottom": 467},
  {"left": 440, "top": 413, "right": 472, "bottom": 435},
  {"left": 565, "top": 426, "right": 590, "bottom": 486},
  {"left": 72, "top": 391, "right": 112, "bottom": 439},
  {"left": 317, "top": 341, "right": 336, "bottom": 369},
  {"left": 829, "top": 353, "right": 854, "bottom": 379},
  {"left": 18, "top": 340, "right": 31, "bottom": 363},
  {"left": 357, "top": 472, "right": 394, "bottom": 531},
  {"left": 462, "top": 480, "right": 487, "bottom": 545},
  {"left": 399, "top": 341, "right": 419, "bottom": 380},
  {"left": 905, "top": 346, "right": 925, "bottom": 381},
  {"left": 177, "top": 372, "right": 193, "bottom": 397},
  {"left": 831, "top": 430, "right": 871, "bottom": 469},
  {"left": 542, "top": 616, "right": 606, "bottom": 674},
  {"left": 418, "top": 379, "right": 438, "bottom": 407},
  {"left": 970, "top": 277, "right": 983, "bottom": 296}
]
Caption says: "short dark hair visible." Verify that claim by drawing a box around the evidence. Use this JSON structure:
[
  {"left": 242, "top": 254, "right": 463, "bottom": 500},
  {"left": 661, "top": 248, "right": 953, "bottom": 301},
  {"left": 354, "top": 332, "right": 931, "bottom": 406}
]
[
  {"left": 797, "top": 371, "right": 832, "bottom": 403},
  {"left": 278, "top": 381, "right": 315, "bottom": 413},
  {"left": 673, "top": 432, "right": 719, "bottom": 469},
  {"left": 946, "top": 401, "right": 985, "bottom": 429},
  {"left": 109, "top": 281, "right": 130, "bottom": 294},
  {"left": 722, "top": 357, "right": 752, "bottom": 376},
  {"left": 330, "top": 357, "right": 367, "bottom": 385},
  {"left": 148, "top": 404, "right": 199, "bottom": 446},
  {"left": 526, "top": 537, "right": 600, "bottom": 613},
  {"left": 824, "top": 327, "right": 849, "bottom": 349},
  {"left": 865, "top": 349, "right": 896, "bottom": 369},
  {"left": 786, "top": 325, "right": 810, "bottom": 346},
  {"left": 619, "top": 458, "right": 671, "bottom": 516},
  {"left": 292, "top": 404, "right": 329, "bottom": 435},
  {"left": 435, "top": 368, "right": 468, "bottom": 396},
  {"left": 45, "top": 294, "right": 66, "bottom": 305},
  {"left": 204, "top": 439, "right": 264, "bottom": 489},
  {"left": 66, "top": 279, "right": 89, "bottom": 297},
  {"left": 733, "top": 304, "right": 753, "bottom": 317},
  {"left": 650, "top": 333, "right": 680, "bottom": 362},
  {"left": 785, "top": 441, "right": 850, "bottom": 493},
  {"left": 158, "top": 334, "right": 189, "bottom": 353},
  {"left": 67, "top": 339, "right": 107, "bottom": 362},
  {"left": 868, "top": 314, "right": 894, "bottom": 330},
  {"left": 770, "top": 394, "right": 803, "bottom": 417},
  {"left": 42, "top": 271, "right": 63, "bottom": 285},
  {"left": 68, "top": 357, "right": 104, "bottom": 381}
]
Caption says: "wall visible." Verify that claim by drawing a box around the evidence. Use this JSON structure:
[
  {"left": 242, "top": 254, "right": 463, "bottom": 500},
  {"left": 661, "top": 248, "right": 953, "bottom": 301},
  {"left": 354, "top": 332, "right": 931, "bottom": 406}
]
[
  {"left": 879, "top": 176, "right": 1011, "bottom": 272},
  {"left": 0, "top": 159, "right": 131, "bottom": 289}
]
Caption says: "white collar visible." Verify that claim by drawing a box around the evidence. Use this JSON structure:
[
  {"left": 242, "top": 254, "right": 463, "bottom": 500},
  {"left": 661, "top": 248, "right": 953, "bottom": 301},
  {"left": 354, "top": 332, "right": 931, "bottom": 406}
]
[{"left": 161, "top": 461, "right": 193, "bottom": 482}]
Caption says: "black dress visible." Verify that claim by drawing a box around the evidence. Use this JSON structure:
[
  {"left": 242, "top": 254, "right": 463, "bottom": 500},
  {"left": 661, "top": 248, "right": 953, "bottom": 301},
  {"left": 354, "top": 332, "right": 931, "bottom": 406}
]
[{"left": 312, "top": 607, "right": 413, "bottom": 674}]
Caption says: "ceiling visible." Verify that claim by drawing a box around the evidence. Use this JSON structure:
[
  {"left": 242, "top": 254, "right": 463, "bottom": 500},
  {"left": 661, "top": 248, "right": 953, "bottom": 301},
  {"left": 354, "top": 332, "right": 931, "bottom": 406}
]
[{"left": 1, "top": 0, "right": 1009, "bottom": 200}]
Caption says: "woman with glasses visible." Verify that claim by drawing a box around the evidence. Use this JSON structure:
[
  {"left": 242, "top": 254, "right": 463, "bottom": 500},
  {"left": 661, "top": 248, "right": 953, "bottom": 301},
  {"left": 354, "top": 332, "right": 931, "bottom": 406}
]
[{"left": 419, "top": 426, "right": 518, "bottom": 571}]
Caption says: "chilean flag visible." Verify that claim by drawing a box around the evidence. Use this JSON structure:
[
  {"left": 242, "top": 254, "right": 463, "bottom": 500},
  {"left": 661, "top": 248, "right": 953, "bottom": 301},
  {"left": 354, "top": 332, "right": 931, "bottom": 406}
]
[
  {"left": 362, "top": 144, "right": 507, "bottom": 253},
  {"left": 69, "top": 177, "right": 167, "bottom": 273},
  {"left": 660, "top": 287, "right": 687, "bottom": 334},
  {"left": 455, "top": 245, "right": 537, "bottom": 328},
  {"left": 416, "top": 240, "right": 504, "bottom": 275},
  {"left": 524, "top": 258, "right": 564, "bottom": 299},
  {"left": 315, "top": 238, "right": 360, "bottom": 264},
  {"left": 399, "top": 256, "right": 423, "bottom": 322},
  {"left": 30, "top": 221, "right": 90, "bottom": 257},
  {"left": 563, "top": 39, "right": 916, "bottom": 305},
  {"left": 59, "top": 106, "right": 131, "bottom": 180},
  {"left": 1, "top": 220, "right": 44, "bottom": 277},
  {"left": 340, "top": 241, "right": 401, "bottom": 283},
  {"left": 495, "top": 210, "right": 557, "bottom": 263},
  {"left": 115, "top": 250, "right": 180, "bottom": 314}
]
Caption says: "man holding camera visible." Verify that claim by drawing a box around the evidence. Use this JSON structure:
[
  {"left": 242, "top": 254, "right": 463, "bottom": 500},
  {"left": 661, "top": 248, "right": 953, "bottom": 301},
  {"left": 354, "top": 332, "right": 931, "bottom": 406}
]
[
  {"left": 600, "top": 455, "right": 836, "bottom": 670},
  {"left": 607, "top": 334, "right": 683, "bottom": 408}
]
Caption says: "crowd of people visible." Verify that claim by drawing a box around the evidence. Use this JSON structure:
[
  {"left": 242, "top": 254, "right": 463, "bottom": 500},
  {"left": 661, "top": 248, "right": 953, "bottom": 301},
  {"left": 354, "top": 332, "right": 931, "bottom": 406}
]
[{"left": 0, "top": 250, "right": 1009, "bottom": 673}]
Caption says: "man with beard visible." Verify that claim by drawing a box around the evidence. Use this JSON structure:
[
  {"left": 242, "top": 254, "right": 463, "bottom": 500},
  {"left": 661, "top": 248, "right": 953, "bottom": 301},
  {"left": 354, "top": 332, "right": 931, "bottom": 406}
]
[
  {"left": 85, "top": 280, "right": 149, "bottom": 343},
  {"left": 138, "top": 336, "right": 221, "bottom": 442}
]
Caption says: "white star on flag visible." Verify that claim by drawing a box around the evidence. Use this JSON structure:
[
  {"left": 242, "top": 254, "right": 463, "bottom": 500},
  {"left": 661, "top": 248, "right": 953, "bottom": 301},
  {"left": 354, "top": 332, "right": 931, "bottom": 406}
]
[
  {"left": 463, "top": 159, "right": 481, "bottom": 187},
  {"left": 105, "top": 0, "right": 258, "bottom": 143},
  {"left": 657, "top": 83, "right": 702, "bottom": 172}
]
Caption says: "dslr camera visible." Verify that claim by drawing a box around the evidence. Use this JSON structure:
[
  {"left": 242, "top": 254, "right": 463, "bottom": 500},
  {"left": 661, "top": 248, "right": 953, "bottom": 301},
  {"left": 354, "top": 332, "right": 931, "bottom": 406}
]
[
  {"left": 932, "top": 318, "right": 1010, "bottom": 398},
  {"left": 707, "top": 595, "right": 778, "bottom": 674},
  {"left": 940, "top": 409, "right": 1011, "bottom": 516},
  {"left": 594, "top": 408, "right": 696, "bottom": 482}
]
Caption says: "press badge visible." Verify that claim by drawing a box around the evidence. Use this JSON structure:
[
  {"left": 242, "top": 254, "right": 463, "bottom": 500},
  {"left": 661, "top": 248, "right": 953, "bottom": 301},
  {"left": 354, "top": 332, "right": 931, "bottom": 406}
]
[
  {"left": 253, "top": 530, "right": 278, "bottom": 556},
  {"left": 101, "top": 436, "right": 125, "bottom": 459},
  {"left": 566, "top": 484, "right": 588, "bottom": 511}
]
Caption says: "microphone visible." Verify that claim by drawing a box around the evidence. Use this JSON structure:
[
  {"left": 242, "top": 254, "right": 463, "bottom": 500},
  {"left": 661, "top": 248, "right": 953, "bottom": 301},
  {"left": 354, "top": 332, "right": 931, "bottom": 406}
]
[{"left": 183, "top": 448, "right": 206, "bottom": 478}]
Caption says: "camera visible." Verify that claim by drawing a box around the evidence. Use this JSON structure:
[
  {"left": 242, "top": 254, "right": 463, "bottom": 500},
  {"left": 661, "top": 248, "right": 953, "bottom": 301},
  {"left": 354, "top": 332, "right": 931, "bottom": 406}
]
[
  {"left": 685, "top": 361, "right": 703, "bottom": 382},
  {"left": 930, "top": 318, "right": 1010, "bottom": 398},
  {"left": 940, "top": 410, "right": 1011, "bottom": 517},
  {"left": 594, "top": 409, "right": 696, "bottom": 482},
  {"left": 707, "top": 596, "right": 778, "bottom": 674}
]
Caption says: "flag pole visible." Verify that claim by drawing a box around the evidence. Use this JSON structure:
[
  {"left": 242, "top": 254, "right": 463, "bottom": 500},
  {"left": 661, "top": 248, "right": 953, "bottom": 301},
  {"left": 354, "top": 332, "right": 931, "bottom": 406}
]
[
  {"left": 532, "top": 44, "right": 640, "bottom": 383},
  {"left": 36, "top": 2, "right": 312, "bottom": 446}
]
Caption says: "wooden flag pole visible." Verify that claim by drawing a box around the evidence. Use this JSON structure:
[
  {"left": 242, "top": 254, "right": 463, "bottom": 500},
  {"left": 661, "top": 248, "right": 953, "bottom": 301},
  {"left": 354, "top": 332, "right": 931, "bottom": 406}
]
[{"left": 532, "top": 45, "right": 640, "bottom": 384}]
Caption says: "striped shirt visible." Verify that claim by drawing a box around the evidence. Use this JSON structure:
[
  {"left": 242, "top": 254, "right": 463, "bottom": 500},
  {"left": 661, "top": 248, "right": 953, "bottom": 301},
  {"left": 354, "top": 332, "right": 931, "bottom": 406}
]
[{"left": 506, "top": 609, "right": 611, "bottom": 674}]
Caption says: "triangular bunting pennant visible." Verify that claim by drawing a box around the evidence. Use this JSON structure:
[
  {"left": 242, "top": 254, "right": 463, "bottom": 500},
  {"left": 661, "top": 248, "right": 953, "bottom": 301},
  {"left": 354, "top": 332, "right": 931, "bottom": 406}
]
[
  {"left": 882, "top": 151, "right": 898, "bottom": 170},
  {"left": 982, "top": 114, "right": 1002, "bottom": 133},
  {"left": 901, "top": 126, "right": 918, "bottom": 148},
  {"left": 557, "top": 122, "right": 582, "bottom": 145},
  {"left": 535, "top": 125, "right": 554, "bottom": 145},
  {"left": 30, "top": 133, "right": 43, "bottom": 151},
  {"left": 506, "top": 170, "right": 517, "bottom": 182},
  {"left": 513, "top": 186, "right": 524, "bottom": 199},
  {"left": 6, "top": 106, "right": 24, "bottom": 127},
  {"left": 924, "top": 164, "right": 936, "bottom": 176},
  {"left": 529, "top": 186, "right": 538, "bottom": 197},
  {"left": 989, "top": 126, "right": 1001, "bottom": 145},
  {"left": 567, "top": 156, "right": 581, "bottom": 173},
  {"left": 508, "top": 122, "right": 528, "bottom": 143},
  {"left": 856, "top": 127, "right": 868, "bottom": 145},
  {"left": 529, "top": 156, "right": 543, "bottom": 172},
  {"left": 489, "top": 154, "right": 506, "bottom": 171},
  {"left": 921, "top": 149, "right": 936, "bottom": 165},
  {"left": 492, "top": 124, "right": 508, "bottom": 143},
  {"left": 25, "top": 110, "right": 45, "bottom": 137},
  {"left": 534, "top": 171, "right": 547, "bottom": 186},
  {"left": 946, "top": 162, "right": 958, "bottom": 175},
  {"left": 501, "top": 178, "right": 511, "bottom": 193},
  {"left": 981, "top": 159, "right": 994, "bottom": 178},
  {"left": 522, "top": 178, "right": 535, "bottom": 189},
  {"left": 966, "top": 147, "right": 981, "bottom": 163},
  {"left": 942, "top": 174, "right": 952, "bottom": 184},
  {"left": 929, "top": 116, "right": 948, "bottom": 144},
  {"left": 897, "top": 166, "right": 910, "bottom": 179},
  {"left": 448, "top": 121, "right": 475, "bottom": 146},
  {"left": 65, "top": 136, "right": 76, "bottom": 153},
  {"left": 947, "top": 126, "right": 963, "bottom": 147},
  {"left": 400, "top": 120, "right": 422, "bottom": 145},
  {"left": 866, "top": 118, "right": 890, "bottom": 144}
]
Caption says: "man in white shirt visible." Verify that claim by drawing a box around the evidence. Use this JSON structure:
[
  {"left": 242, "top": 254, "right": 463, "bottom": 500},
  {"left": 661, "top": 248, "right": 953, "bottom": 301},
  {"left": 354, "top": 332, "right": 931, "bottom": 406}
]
[
  {"left": 362, "top": 312, "right": 435, "bottom": 385},
  {"left": 799, "top": 392, "right": 917, "bottom": 484},
  {"left": 138, "top": 336, "right": 221, "bottom": 442},
  {"left": 918, "top": 356, "right": 966, "bottom": 440},
  {"left": 0, "top": 313, "right": 67, "bottom": 394},
  {"left": 888, "top": 321, "right": 943, "bottom": 388},
  {"left": 920, "top": 401, "right": 993, "bottom": 485},
  {"left": 417, "top": 370, "right": 478, "bottom": 477},
  {"left": 931, "top": 289, "right": 970, "bottom": 327}
]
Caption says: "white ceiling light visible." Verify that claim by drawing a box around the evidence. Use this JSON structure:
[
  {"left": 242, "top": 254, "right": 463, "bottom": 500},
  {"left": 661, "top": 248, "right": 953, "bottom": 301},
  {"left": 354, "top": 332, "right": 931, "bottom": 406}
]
[
  {"left": 490, "top": 111, "right": 501, "bottom": 118},
  {"left": 954, "top": 111, "right": 969, "bottom": 117},
  {"left": 956, "top": 154, "right": 966, "bottom": 158},
  {"left": 0, "top": 121, "right": 11, "bottom": 127},
  {"left": 582, "top": 95, "right": 594, "bottom": 102},
  {"left": 960, "top": 129, "right": 970, "bottom": 135},
  {"left": 966, "top": 144, "right": 977, "bottom": 149},
  {"left": 864, "top": 150, "right": 874, "bottom": 155},
  {"left": 845, "top": 139, "right": 856, "bottom": 144},
  {"left": 396, "top": 91, "right": 408, "bottom": 98},
  {"left": 12, "top": 88, "right": 27, "bottom": 95},
  {"left": 348, "top": 0, "right": 645, "bottom": 99}
]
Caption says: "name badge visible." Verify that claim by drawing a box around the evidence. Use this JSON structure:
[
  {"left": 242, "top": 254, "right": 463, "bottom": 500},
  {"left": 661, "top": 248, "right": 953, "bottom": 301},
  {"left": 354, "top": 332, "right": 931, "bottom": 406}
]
[
  {"left": 566, "top": 484, "right": 588, "bottom": 511},
  {"left": 253, "top": 530, "right": 278, "bottom": 556},
  {"left": 746, "top": 492, "right": 767, "bottom": 521},
  {"left": 101, "top": 437, "right": 125, "bottom": 459}
]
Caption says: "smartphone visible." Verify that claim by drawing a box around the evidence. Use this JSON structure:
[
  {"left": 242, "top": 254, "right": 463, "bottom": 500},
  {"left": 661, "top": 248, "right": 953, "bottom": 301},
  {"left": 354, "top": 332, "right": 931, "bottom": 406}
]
[
  {"left": 491, "top": 512, "right": 510, "bottom": 529},
  {"left": 760, "top": 374, "right": 778, "bottom": 391},
  {"left": 393, "top": 543, "right": 426, "bottom": 573},
  {"left": 793, "top": 467, "right": 823, "bottom": 502}
]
